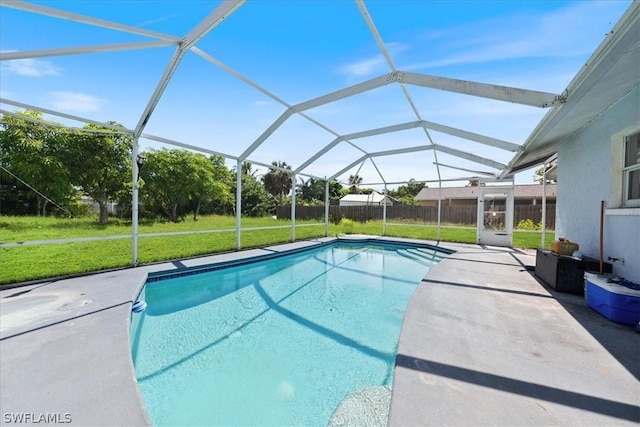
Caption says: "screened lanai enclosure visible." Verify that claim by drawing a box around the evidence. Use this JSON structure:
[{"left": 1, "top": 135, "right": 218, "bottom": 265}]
[{"left": 1, "top": 1, "right": 636, "bottom": 279}]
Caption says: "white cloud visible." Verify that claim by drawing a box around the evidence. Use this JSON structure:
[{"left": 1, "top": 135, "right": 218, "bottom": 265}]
[
  {"left": 2, "top": 58, "right": 61, "bottom": 77},
  {"left": 404, "top": 1, "right": 627, "bottom": 71},
  {"left": 251, "top": 100, "right": 271, "bottom": 107},
  {"left": 338, "top": 42, "right": 411, "bottom": 78},
  {"left": 136, "top": 13, "right": 180, "bottom": 28},
  {"left": 338, "top": 55, "right": 386, "bottom": 77},
  {"left": 49, "top": 91, "right": 106, "bottom": 113}
]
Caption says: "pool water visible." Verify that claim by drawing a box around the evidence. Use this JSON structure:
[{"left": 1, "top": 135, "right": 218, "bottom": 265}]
[{"left": 132, "top": 242, "right": 445, "bottom": 426}]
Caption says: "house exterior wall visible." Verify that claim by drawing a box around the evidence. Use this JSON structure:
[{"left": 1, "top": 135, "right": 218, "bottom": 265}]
[
  {"left": 420, "top": 198, "right": 555, "bottom": 207},
  {"left": 556, "top": 87, "right": 640, "bottom": 283},
  {"left": 339, "top": 200, "right": 369, "bottom": 207},
  {"left": 419, "top": 199, "right": 475, "bottom": 207},
  {"left": 339, "top": 194, "right": 394, "bottom": 206},
  {"left": 339, "top": 200, "right": 392, "bottom": 207}
]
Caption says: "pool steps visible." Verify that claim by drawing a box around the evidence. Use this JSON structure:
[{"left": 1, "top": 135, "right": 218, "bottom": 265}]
[{"left": 396, "top": 248, "right": 446, "bottom": 265}]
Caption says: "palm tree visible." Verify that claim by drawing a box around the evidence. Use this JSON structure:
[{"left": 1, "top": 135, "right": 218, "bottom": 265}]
[
  {"left": 348, "top": 174, "right": 363, "bottom": 194},
  {"left": 262, "top": 161, "right": 292, "bottom": 206},
  {"left": 241, "top": 161, "right": 257, "bottom": 176}
]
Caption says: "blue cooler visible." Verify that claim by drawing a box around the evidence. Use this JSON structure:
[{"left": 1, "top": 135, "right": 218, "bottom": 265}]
[{"left": 584, "top": 273, "right": 640, "bottom": 325}]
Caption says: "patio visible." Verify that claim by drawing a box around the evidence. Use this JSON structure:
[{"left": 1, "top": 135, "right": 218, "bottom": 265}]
[{"left": 1, "top": 238, "right": 637, "bottom": 425}]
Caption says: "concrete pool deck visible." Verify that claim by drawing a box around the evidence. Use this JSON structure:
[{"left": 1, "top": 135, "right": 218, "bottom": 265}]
[{"left": 1, "top": 237, "right": 638, "bottom": 426}]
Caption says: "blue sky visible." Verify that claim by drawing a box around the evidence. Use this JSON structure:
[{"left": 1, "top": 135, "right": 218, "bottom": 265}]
[{"left": 0, "top": 0, "right": 633, "bottom": 189}]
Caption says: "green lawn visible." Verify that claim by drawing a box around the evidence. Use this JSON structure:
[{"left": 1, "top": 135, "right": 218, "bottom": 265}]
[{"left": 0, "top": 215, "right": 554, "bottom": 285}]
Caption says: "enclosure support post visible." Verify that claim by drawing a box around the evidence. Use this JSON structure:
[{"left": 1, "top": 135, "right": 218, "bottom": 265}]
[
  {"left": 291, "top": 173, "right": 296, "bottom": 242},
  {"left": 131, "top": 140, "right": 140, "bottom": 266},
  {"left": 382, "top": 184, "right": 387, "bottom": 236},
  {"left": 541, "top": 162, "right": 547, "bottom": 249},
  {"left": 324, "top": 180, "right": 330, "bottom": 237},
  {"left": 236, "top": 160, "right": 242, "bottom": 250},
  {"left": 436, "top": 180, "right": 442, "bottom": 243}
]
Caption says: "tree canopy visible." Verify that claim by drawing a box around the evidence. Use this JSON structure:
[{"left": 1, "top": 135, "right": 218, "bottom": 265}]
[
  {"left": 262, "top": 161, "right": 293, "bottom": 208},
  {"left": 0, "top": 110, "right": 76, "bottom": 216},
  {"left": 64, "top": 123, "right": 132, "bottom": 224},
  {"left": 0, "top": 111, "right": 390, "bottom": 222},
  {"left": 297, "top": 177, "right": 344, "bottom": 205}
]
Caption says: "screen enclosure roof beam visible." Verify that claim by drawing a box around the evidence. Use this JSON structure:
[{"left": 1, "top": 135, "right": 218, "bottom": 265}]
[
  {"left": 434, "top": 162, "right": 497, "bottom": 177},
  {"left": 434, "top": 145, "right": 507, "bottom": 170},
  {"left": 294, "top": 121, "right": 424, "bottom": 174},
  {"left": 402, "top": 72, "right": 565, "bottom": 108},
  {"left": 0, "top": 98, "right": 133, "bottom": 133},
  {"left": 0, "top": 41, "right": 175, "bottom": 61},
  {"left": 132, "top": 0, "right": 246, "bottom": 139},
  {"left": 0, "top": 0, "right": 181, "bottom": 42}
]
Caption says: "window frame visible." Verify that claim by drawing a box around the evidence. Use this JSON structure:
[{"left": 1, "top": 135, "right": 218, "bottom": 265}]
[{"left": 623, "top": 131, "right": 640, "bottom": 207}]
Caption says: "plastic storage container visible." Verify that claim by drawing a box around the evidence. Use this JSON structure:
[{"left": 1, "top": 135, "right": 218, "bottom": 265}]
[
  {"left": 535, "top": 250, "right": 611, "bottom": 295},
  {"left": 584, "top": 273, "right": 640, "bottom": 325},
  {"left": 550, "top": 238, "right": 579, "bottom": 256}
]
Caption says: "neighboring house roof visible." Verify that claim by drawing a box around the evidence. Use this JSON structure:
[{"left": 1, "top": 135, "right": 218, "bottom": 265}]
[
  {"left": 340, "top": 191, "right": 395, "bottom": 203},
  {"left": 415, "top": 184, "right": 557, "bottom": 201}
]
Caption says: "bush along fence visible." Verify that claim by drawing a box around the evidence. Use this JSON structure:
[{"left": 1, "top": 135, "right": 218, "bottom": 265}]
[{"left": 276, "top": 204, "right": 556, "bottom": 230}]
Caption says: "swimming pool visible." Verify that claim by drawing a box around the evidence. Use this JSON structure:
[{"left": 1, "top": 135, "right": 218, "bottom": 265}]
[{"left": 131, "top": 240, "right": 448, "bottom": 426}]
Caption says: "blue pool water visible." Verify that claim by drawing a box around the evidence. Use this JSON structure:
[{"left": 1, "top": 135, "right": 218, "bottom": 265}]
[{"left": 131, "top": 242, "right": 446, "bottom": 426}]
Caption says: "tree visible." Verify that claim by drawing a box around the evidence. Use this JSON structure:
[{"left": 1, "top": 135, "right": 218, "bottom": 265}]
[
  {"left": 262, "top": 161, "right": 292, "bottom": 208},
  {"left": 389, "top": 178, "right": 426, "bottom": 199},
  {"left": 534, "top": 166, "right": 557, "bottom": 184},
  {"left": 241, "top": 161, "right": 256, "bottom": 177},
  {"left": 466, "top": 179, "right": 485, "bottom": 187},
  {"left": 329, "top": 181, "right": 346, "bottom": 202},
  {"left": 140, "top": 149, "right": 195, "bottom": 222},
  {"left": 347, "top": 174, "right": 363, "bottom": 194},
  {"left": 64, "top": 123, "right": 132, "bottom": 225},
  {"left": 0, "top": 110, "right": 75, "bottom": 216},
  {"left": 396, "top": 195, "right": 420, "bottom": 205},
  {"left": 297, "top": 178, "right": 346, "bottom": 205},
  {"left": 202, "top": 155, "right": 234, "bottom": 215},
  {"left": 231, "top": 164, "right": 271, "bottom": 217},
  {"left": 186, "top": 154, "right": 232, "bottom": 220},
  {"left": 297, "top": 177, "right": 323, "bottom": 204}
]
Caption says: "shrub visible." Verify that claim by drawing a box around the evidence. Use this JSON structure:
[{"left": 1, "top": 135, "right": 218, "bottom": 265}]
[
  {"left": 517, "top": 218, "right": 542, "bottom": 231},
  {"left": 329, "top": 211, "right": 343, "bottom": 225},
  {"left": 339, "top": 218, "right": 355, "bottom": 234}
]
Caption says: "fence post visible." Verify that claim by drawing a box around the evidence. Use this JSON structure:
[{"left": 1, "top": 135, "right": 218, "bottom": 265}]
[
  {"left": 291, "top": 173, "right": 296, "bottom": 242},
  {"left": 382, "top": 184, "right": 387, "bottom": 236},
  {"left": 324, "top": 180, "right": 329, "bottom": 237}
]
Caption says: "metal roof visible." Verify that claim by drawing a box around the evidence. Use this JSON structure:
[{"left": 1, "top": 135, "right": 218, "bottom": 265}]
[
  {"left": 1, "top": 1, "right": 637, "bottom": 188},
  {"left": 339, "top": 191, "right": 391, "bottom": 203}
]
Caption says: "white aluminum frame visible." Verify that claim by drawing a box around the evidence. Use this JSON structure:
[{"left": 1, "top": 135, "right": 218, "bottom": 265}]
[{"left": 0, "top": 0, "right": 573, "bottom": 267}]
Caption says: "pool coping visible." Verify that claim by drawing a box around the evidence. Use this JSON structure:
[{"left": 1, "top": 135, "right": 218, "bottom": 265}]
[{"left": 2, "top": 236, "right": 638, "bottom": 426}]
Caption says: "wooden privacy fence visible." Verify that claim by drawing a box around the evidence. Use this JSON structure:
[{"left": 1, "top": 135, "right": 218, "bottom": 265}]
[{"left": 277, "top": 204, "right": 556, "bottom": 229}]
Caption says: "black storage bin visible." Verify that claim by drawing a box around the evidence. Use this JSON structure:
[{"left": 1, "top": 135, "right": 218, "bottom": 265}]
[{"left": 535, "top": 250, "right": 612, "bottom": 295}]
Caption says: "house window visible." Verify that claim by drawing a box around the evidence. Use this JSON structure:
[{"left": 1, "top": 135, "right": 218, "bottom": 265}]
[{"left": 623, "top": 131, "right": 640, "bottom": 207}]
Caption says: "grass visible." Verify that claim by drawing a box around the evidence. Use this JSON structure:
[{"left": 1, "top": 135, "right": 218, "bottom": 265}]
[{"left": 0, "top": 215, "right": 554, "bottom": 285}]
